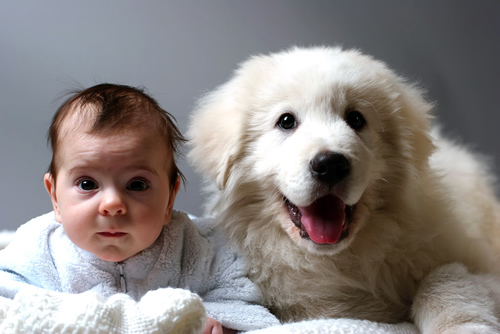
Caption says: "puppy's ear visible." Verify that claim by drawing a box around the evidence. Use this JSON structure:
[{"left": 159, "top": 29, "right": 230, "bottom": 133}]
[
  {"left": 188, "top": 80, "right": 245, "bottom": 190},
  {"left": 396, "top": 81, "right": 435, "bottom": 172}
]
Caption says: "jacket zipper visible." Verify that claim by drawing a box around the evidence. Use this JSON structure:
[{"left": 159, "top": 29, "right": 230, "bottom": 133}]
[{"left": 116, "top": 262, "right": 128, "bottom": 293}]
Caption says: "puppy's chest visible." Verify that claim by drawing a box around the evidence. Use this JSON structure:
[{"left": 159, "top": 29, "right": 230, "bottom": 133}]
[
  {"left": 254, "top": 265, "right": 413, "bottom": 323},
  {"left": 265, "top": 282, "right": 411, "bottom": 323}
]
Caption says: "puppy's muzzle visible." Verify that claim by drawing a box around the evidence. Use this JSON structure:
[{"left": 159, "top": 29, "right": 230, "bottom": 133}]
[{"left": 310, "top": 152, "right": 350, "bottom": 185}]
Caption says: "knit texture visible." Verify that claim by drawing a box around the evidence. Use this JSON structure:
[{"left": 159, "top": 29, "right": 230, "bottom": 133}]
[{"left": 0, "top": 286, "right": 205, "bottom": 334}]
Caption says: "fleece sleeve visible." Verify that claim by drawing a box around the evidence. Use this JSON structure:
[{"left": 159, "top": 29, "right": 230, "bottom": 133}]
[
  {"left": 0, "top": 271, "right": 35, "bottom": 299},
  {"left": 0, "top": 213, "right": 62, "bottom": 298},
  {"left": 197, "top": 223, "right": 280, "bottom": 331}
]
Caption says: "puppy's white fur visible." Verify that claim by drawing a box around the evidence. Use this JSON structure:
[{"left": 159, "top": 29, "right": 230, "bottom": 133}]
[{"left": 188, "top": 46, "right": 500, "bottom": 333}]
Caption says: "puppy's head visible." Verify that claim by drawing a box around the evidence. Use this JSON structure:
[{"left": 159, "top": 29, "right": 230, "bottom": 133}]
[{"left": 188, "top": 46, "right": 434, "bottom": 255}]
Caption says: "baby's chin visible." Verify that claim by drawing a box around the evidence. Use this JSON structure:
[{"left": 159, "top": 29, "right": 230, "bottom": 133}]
[
  {"left": 99, "top": 255, "right": 130, "bottom": 263},
  {"left": 92, "top": 248, "right": 139, "bottom": 263}
]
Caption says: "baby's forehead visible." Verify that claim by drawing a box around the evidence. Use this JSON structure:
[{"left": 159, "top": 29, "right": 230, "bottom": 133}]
[{"left": 57, "top": 124, "right": 173, "bottom": 170}]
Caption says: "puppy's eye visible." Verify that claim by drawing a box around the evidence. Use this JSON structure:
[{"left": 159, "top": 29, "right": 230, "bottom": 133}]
[
  {"left": 346, "top": 110, "right": 366, "bottom": 130},
  {"left": 277, "top": 113, "right": 297, "bottom": 130}
]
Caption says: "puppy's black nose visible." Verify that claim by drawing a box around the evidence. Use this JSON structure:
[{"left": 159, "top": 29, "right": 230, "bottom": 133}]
[{"left": 310, "top": 152, "right": 350, "bottom": 185}]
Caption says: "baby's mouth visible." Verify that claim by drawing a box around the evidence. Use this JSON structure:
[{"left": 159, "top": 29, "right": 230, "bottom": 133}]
[
  {"left": 98, "top": 232, "right": 127, "bottom": 238},
  {"left": 284, "top": 194, "right": 355, "bottom": 244}
]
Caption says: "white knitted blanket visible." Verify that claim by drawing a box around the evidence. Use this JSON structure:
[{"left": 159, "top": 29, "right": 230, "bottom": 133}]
[
  {"left": 0, "top": 230, "right": 418, "bottom": 334},
  {"left": 0, "top": 286, "right": 206, "bottom": 334}
]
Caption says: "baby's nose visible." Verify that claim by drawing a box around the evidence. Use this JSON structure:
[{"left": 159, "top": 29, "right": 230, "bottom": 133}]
[{"left": 99, "top": 189, "right": 127, "bottom": 216}]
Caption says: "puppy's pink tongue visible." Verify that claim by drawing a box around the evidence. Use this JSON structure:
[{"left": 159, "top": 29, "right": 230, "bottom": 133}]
[{"left": 300, "top": 195, "right": 346, "bottom": 244}]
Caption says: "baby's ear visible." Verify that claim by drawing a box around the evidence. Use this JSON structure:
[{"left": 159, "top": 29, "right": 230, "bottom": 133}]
[
  {"left": 165, "top": 176, "right": 181, "bottom": 224},
  {"left": 44, "top": 173, "right": 62, "bottom": 223}
]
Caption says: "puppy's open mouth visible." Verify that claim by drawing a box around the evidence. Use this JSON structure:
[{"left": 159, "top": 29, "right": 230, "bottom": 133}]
[{"left": 285, "top": 195, "right": 355, "bottom": 244}]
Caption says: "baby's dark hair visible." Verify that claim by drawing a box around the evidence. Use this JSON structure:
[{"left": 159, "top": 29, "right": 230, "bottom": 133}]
[{"left": 47, "top": 83, "right": 186, "bottom": 187}]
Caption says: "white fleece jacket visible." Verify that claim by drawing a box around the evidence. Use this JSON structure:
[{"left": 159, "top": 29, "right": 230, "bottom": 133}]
[{"left": 0, "top": 211, "right": 279, "bottom": 332}]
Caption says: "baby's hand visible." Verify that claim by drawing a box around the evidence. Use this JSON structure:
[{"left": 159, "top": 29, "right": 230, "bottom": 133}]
[
  {"left": 203, "top": 317, "right": 237, "bottom": 334},
  {"left": 204, "top": 317, "right": 223, "bottom": 334}
]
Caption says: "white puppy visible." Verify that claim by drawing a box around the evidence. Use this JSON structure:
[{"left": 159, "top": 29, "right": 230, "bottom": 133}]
[{"left": 188, "top": 46, "right": 500, "bottom": 333}]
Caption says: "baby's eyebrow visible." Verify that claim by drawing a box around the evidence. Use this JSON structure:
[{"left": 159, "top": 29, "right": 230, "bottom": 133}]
[
  {"left": 66, "top": 164, "right": 160, "bottom": 177},
  {"left": 66, "top": 165, "right": 93, "bottom": 174},
  {"left": 126, "top": 164, "right": 161, "bottom": 176}
]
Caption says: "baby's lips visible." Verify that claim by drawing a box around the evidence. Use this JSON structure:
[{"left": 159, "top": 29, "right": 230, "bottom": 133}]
[{"left": 98, "top": 231, "right": 127, "bottom": 237}]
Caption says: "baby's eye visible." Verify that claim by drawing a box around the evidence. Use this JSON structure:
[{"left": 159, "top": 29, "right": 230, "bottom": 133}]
[
  {"left": 77, "top": 178, "right": 98, "bottom": 191},
  {"left": 127, "top": 179, "right": 149, "bottom": 192}
]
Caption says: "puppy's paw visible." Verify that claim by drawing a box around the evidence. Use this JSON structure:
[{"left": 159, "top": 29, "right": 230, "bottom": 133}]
[{"left": 414, "top": 263, "right": 500, "bottom": 334}]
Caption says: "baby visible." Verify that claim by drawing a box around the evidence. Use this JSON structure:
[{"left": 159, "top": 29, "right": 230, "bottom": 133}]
[{"left": 0, "top": 84, "right": 278, "bottom": 333}]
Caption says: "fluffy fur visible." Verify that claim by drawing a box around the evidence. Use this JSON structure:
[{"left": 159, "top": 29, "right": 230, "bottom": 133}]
[{"left": 188, "top": 46, "right": 500, "bottom": 333}]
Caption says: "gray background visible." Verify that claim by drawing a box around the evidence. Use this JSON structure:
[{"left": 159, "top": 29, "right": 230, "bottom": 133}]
[{"left": 1, "top": 1, "right": 499, "bottom": 230}]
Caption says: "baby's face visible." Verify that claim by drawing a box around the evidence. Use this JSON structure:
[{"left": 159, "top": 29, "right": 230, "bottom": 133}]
[{"left": 44, "top": 127, "right": 179, "bottom": 262}]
